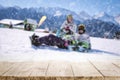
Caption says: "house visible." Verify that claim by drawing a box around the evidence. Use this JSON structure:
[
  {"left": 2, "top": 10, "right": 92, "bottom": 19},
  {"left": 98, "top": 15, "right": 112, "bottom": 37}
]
[
  {"left": 0, "top": 19, "right": 24, "bottom": 29},
  {"left": 0, "top": 19, "right": 38, "bottom": 31},
  {"left": 24, "top": 19, "right": 38, "bottom": 31}
]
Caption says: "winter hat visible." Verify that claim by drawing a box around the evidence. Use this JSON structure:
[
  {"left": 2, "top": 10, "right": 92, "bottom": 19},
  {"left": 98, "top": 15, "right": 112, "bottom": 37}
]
[
  {"left": 78, "top": 24, "right": 85, "bottom": 30},
  {"left": 78, "top": 24, "right": 86, "bottom": 34}
]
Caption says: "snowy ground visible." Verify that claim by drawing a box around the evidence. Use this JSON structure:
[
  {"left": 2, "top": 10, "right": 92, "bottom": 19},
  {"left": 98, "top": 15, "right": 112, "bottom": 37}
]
[{"left": 0, "top": 28, "right": 120, "bottom": 62}]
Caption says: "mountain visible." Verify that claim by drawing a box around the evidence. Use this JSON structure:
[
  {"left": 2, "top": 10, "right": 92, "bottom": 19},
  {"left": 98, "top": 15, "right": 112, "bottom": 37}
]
[
  {"left": 115, "top": 14, "right": 120, "bottom": 25},
  {"left": 0, "top": 6, "right": 82, "bottom": 28},
  {"left": 0, "top": 5, "right": 4, "bottom": 9},
  {"left": 93, "top": 12, "right": 117, "bottom": 24},
  {"left": 54, "top": 10, "right": 62, "bottom": 17},
  {"left": 83, "top": 19, "right": 120, "bottom": 39},
  {"left": 0, "top": 6, "right": 120, "bottom": 39},
  {"left": 36, "top": 7, "right": 83, "bottom": 21},
  {"left": 79, "top": 11, "right": 92, "bottom": 20}
]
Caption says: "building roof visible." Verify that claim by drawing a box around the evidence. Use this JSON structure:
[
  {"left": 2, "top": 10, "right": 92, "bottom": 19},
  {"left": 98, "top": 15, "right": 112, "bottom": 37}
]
[
  {"left": 0, "top": 19, "right": 24, "bottom": 25},
  {"left": 26, "top": 19, "right": 38, "bottom": 25}
]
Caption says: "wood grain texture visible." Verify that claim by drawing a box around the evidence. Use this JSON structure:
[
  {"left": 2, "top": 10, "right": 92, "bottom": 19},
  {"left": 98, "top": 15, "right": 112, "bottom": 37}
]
[{"left": 0, "top": 61, "right": 120, "bottom": 80}]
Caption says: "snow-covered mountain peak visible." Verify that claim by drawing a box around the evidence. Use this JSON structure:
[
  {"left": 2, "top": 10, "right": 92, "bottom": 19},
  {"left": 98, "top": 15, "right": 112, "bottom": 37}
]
[
  {"left": 115, "top": 14, "right": 120, "bottom": 25},
  {"left": 93, "top": 12, "right": 117, "bottom": 23},
  {"left": 79, "top": 11, "right": 91, "bottom": 20},
  {"left": 54, "top": 10, "right": 62, "bottom": 17},
  {"left": 94, "top": 12, "right": 109, "bottom": 19}
]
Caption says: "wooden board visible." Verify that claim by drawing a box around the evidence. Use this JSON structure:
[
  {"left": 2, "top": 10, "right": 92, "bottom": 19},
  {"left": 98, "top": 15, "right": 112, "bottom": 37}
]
[
  {"left": 112, "top": 60, "right": 120, "bottom": 68},
  {"left": 0, "top": 62, "right": 14, "bottom": 75},
  {"left": 3, "top": 62, "right": 31, "bottom": 76},
  {"left": 30, "top": 62, "right": 48, "bottom": 76},
  {"left": 72, "top": 62, "right": 103, "bottom": 80},
  {"left": 91, "top": 61, "right": 120, "bottom": 80},
  {"left": 0, "top": 61, "right": 120, "bottom": 80},
  {"left": 46, "top": 62, "right": 73, "bottom": 77}
]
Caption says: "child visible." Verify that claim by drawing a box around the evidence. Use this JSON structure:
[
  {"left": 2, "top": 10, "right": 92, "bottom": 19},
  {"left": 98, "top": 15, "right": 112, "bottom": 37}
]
[
  {"left": 68, "top": 24, "right": 91, "bottom": 52},
  {"left": 30, "top": 33, "right": 68, "bottom": 49},
  {"left": 57, "top": 14, "right": 77, "bottom": 41}
]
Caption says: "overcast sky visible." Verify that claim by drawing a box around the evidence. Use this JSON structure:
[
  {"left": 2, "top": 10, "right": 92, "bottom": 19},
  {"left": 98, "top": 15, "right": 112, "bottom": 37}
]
[{"left": 0, "top": 0, "right": 120, "bottom": 16}]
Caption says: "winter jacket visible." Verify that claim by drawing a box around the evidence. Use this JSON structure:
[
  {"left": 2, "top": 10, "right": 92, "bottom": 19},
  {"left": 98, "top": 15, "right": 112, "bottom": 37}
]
[
  {"left": 75, "top": 33, "right": 91, "bottom": 49},
  {"left": 59, "top": 20, "right": 77, "bottom": 41},
  {"left": 60, "top": 20, "right": 77, "bottom": 34},
  {"left": 76, "top": 33, "right": 90, "bottom": 43}
]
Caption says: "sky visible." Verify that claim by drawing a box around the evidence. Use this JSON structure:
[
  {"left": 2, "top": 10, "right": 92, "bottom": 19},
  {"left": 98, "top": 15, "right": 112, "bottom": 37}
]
[{"left": 0, "top": 0, "right": 120, "bottom": 16}]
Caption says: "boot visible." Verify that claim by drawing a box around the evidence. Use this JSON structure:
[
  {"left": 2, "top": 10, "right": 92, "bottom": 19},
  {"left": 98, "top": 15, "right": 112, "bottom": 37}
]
[{"left": 30, "top": 33, "right": 41, "bottom": 46}]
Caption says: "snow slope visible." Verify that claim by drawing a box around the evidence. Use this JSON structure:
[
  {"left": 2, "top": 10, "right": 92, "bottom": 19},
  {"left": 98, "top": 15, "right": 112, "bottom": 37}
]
[{"left": 0, "top": 28, "right": 120, "bottom": 62}]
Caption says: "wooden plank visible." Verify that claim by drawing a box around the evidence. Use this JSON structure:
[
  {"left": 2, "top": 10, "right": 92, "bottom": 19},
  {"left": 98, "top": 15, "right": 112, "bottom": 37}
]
[
  {"left": 30, "top": 62, "right": 48, "bottom": 76},
  {"left": 3, "top": 62, "right": 32, "bottom": 76},
  {"left": 1, "top": 76, "right": 47, "bottom": 80},
  {"left": 0, "top": 62, "right": 14, "bottom": 75},
  {"left": 72, "top": 62, "right": 103, "bottom": 80},
  {"left": 45, "top": 77, "right": 74, "bottom": 80},
  {"left": 104, "top": 77, "right": 120, "bottom": 80},
  {"left": 91, "top": 62, "right": 120, "bottom": 79},
  {"left": 1, "top": 76, "right": 74, "bottom": 80},
  {"left": 74, "top": 77, "right": 103, "bottom": 80},
  {"left": 3, "top": 62, "right": 24, "bottom": 76},
  {"left": 46, "top": 62, "right": 73, "bottom": 77},
  {"left": 1, "top": 61, "right": 120, "bottom": 80},
  {"left": 0, "top": 76, "right": 15, "bottom": 80},
  {"left": 10, "top": 62, "right": 48, "bottom": 76},
  {"left": 16, "top": 62, "right": 34, "bottom": 76},
  {"left": 112, "top": 60, "right": 120, "bottom": 68}
]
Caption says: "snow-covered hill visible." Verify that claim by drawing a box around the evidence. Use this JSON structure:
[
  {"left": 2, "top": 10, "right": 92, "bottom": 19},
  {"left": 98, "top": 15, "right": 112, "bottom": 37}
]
[{"left": 0, "top": 28, "right": 120, "bottom": 62}]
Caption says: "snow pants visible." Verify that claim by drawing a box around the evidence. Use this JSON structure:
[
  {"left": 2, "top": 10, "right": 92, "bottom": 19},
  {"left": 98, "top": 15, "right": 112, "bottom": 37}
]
[{"left": 38, "top": 34, "right": 67, "bottom": 49}]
